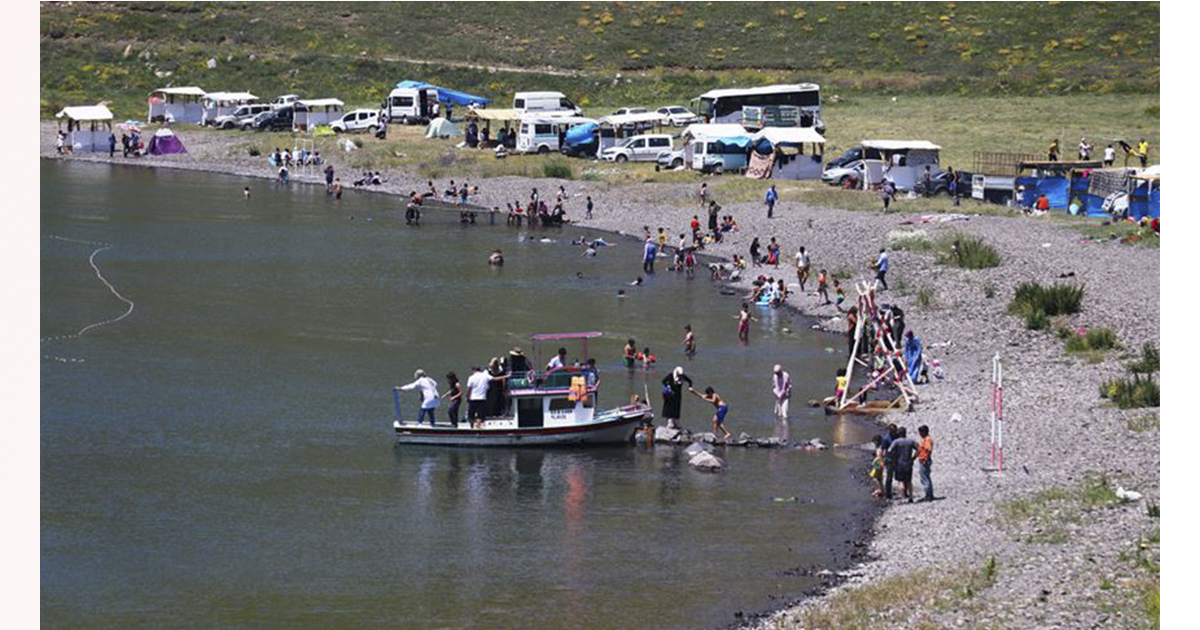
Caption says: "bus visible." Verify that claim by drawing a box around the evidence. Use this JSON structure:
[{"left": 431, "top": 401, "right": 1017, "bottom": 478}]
[{"left": 693, "top": 84, "right": 823, "bottom": 131}]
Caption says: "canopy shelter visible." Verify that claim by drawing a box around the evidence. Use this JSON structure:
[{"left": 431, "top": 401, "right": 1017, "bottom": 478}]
[
  {"left": 681, "top": 123, "right": 750, "bottom": 144},
  {"left": 596, "top": 111, "right": 668, "bottom": 142},
  {"left": 1014, "top": 160, "right": 1106, "bottom": 213},
  {"left": 200, "top": 91, "right": 258, "bottom": 125},
  {"left": 747, "top": 127, "right": 826, "bottom": 180},
  {"left": 395, "top": 80, "right": 491, "bottom": 107},
  {"left": 464, "top": 109, "right": 523, "bottom": 148},
  {"left": 147, "top": 127, "right": 187, "bottom": 155},
  {"left": 147, "top": 86, "right": 206, "bottom": 124},
  {"left": 56, "top": 105, "right": 114, "bottom": 152},
  {"left": 860, "top": 139, "right": 943, "bottom": 191},
  {"left": 293, "top": 98, "right": 345, "bottom": 132}
]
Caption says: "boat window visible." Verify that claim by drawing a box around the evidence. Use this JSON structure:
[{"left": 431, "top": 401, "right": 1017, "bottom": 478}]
[
  {"left": 548, "top": 398, "right": 576, "bottom": 412},
  {"left": 518, "top": 398, "right": 544, "bottom": 428}
]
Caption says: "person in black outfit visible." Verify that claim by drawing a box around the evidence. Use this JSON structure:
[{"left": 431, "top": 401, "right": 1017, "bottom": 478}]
[{"left": 661, "top": 367, "right": 694, "bottom": 430}]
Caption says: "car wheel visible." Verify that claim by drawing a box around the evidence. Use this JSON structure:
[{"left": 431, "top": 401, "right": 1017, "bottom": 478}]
[
  {"left": 713, "top": 164, "right": 724, "bottom": 175},
  {"left": 838, "top": 175, "right": 850, "bottom": 187},
  {"left": 222, "top": 121, "right": 234, "bottom": 130},
  {"left": 537, "top": 145, "right": 550, "bottom": 155},
  {"left": 671, "top": 158, "right": 683, "bottom": 169},
  {"left": 615, "top": 154, "right": 628, "bottom": 163},
  {"left": 368, "top": 125, "right": 378, "bottom": 135}
]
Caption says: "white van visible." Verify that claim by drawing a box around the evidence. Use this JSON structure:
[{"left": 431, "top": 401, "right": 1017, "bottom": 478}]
[
  {"left": 599, "top": 134, "right": 673, "bottom": 162},
  {"left": 516, "top": 116, "right": 594, "bottom": 154},
  {"left": 381, "top": 87, "right": 439, "bottom": 124},
  {"left": 513, "top": 91, "right": 582, "bottom": 115},
  {"left": 330, "top": 109, "right": 381, "bottom": 133}
]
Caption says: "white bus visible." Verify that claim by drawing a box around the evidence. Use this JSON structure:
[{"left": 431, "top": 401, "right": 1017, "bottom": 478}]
[{"left": 693, "top": 84, "right": 823, "bottom": 131}]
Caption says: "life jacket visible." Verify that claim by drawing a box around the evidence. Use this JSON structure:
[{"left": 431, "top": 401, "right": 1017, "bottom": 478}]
[{"left": 568, "top": 376, "right": 589, "bottom": 403}]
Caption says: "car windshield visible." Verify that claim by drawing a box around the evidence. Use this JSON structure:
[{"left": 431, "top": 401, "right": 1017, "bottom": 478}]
[{"left": 668, "top": 107, "right": 688, "bottom": 114}]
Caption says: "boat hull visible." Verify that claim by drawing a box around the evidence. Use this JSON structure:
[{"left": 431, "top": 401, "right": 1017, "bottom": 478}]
[{"left": 394, "top": 410, "right": 650, "bottom": 447}]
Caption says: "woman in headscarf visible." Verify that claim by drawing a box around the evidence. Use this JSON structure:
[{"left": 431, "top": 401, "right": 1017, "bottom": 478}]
[
  {"left": 661, "top": 367, "right": 694, "bottom": 430},
  {"left": 486, "top": 357, "right": 508, "bottom": 417},
  {"left": 904, "top": 331, "right": 924, "bottom": 385}
]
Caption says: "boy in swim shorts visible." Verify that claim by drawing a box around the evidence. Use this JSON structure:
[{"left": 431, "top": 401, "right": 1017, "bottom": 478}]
[{"left": 690, "top": 386, "right": 732, "bottom": 440}]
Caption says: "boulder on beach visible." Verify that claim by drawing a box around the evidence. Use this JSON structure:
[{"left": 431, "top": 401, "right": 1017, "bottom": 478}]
[
  {"left": 684, "top": 441, "right": 713, "bottom": 457},
  {"left": 689, "top": 450, "right": 725, "bottom": 472}
]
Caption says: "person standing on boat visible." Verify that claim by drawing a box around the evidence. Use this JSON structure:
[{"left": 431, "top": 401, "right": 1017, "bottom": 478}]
[
  {"left": 508, "top": 347, "right": 531, "bottom": 376},
  {"left": 546, "top": 347, "right": 568, "bottom": 371},
  {"left": 466, "top": 366, "right": 491, "bottom": 429},
  {"left": 397, "top": 369, "right": 440, "bottom": 426},
  {"left": 441, "top": 372, "right": 464, "bottom": 426},
  {"left": 487, "top": 358, "right": 509, "bottom": 417},
  {"left": 661, "top": 367, "right": 693, "bottom": 430}
]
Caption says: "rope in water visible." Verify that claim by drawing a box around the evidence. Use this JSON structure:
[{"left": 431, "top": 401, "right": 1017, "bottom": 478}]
[{"left": 41, "top": 235, "right": 136, "bottom": 363}]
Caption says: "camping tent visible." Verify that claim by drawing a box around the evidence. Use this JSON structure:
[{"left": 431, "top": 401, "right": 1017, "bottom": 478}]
[
  {"left": 148, "top": 128, "right": 187, "bottom": 155},
  {"left": 395, "top": 80, "right": 490, "bottom": 107},
  {"left": 425, "top": 117, "right": 462, "bottom": 138},
  {"left": 56, "top": 105, "right": 114, "bottom": 152}
]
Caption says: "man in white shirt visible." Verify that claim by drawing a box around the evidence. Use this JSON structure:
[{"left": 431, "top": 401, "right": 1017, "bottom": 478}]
[
  {"left": 546, "top": 347, "right": 567, "bottom": 371},
  {"left": 466, "top": 366, "right": 492, "bottom": 428},
  {"left": 1104, "top": 144, "right": 1116, "bottom": 167},
  {"left": 397, "top": 369, "right": 440, "bottom": 425},
  {"left": 795, "top": 246, "right": 810, "bottom": 292}
]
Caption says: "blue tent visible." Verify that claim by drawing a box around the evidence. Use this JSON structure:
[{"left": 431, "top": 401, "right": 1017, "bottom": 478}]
[
  {"left": 395, "top": 80, "right": 491, "bottom": 107},
  {"left": 564, "top": 122, "right": 598, "bottom": 146}
]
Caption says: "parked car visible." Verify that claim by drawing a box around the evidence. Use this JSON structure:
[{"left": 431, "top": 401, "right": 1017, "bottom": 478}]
[
  {"left": 271, "top": 94, "right": 301, "bottom": 109},
  {"left": 599, "top": 134, "right": 673, "bottom": 163},
  {"left": 251, "top": 107, "right": 295, "bottom": 132},
  {"left": 821, "top": 159, "right": 865, "bottom": 186},
  {"left": 657, "top": 147, "right": 686, "bottom": 170},
  {"left": 330, "top": 109, "right": 381, "bottom": 133},
  {"left": 611, "top": 107, "right": 648, "bottom": 116},
  {"left": 213, "top": 103, "right": 274, "bottom": 130},
  {"left": 656, "top": 106, "right": 701, "bottom": 126}
]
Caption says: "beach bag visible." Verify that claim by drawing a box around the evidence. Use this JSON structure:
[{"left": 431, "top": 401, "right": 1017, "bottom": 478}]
[{"left": 662, "top": 384, "right": 673, "bottom": 397}]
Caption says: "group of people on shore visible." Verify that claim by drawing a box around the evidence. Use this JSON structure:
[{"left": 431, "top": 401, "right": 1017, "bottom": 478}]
[{"left": 870, "top": 423, "right": 934, "bottom": 503}]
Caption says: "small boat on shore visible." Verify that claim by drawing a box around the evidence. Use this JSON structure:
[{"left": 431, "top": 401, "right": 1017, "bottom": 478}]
[{"left": 393, "top": 332, "right": 653, "bottom": 446}]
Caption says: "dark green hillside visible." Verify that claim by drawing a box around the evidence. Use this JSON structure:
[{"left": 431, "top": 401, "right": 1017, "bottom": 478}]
[{"left": 41, "top": 1, "right": 1159, "bottom": 119}]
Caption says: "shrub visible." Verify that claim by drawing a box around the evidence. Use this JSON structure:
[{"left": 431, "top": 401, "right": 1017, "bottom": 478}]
[
  {"left": 984, "top": 283, "right": 996, "bottom": 299},
  {"left": 1009, "top": 281, "right": 1083, "bottom": 325},
  {"left": 1065, "top": 327, "right": 1119, "bottom": 353},
  {"left": 1100, "top": 374, "right": 1159, "bottom": 409},
  {"left": 542, "top": 163, "right": 573, "bottom": 179},
  {"left": 917, "top": 287, "right": 934, "bottom": 308},
  {"left": 247, "top": 147, "right": 261, "bottom": 157},
  {"left": 1128, "top": 342, "right": 1159, "bottom": 375},
  {"left": 939, "top": 233, "right": 1001, "bottom": 269},
  {"left": 1024, "top": 308, "right": 1049, "bottom": 331}
]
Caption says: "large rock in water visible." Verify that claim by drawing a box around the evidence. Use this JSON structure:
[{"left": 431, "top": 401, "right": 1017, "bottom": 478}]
[
  {"left": 689, "top": 450, "right": 725, "bottom": 472},
  {"left": 684, "top": 441, "right": 713, "bottom": 457},
  {"left": 654, "top": 426, "right": 682, "bottom": 443}
]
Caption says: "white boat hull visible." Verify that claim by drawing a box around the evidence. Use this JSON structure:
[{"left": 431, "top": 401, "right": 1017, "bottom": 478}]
[{"left": 394, "top": 407, "right": 651, "bottom": 447}]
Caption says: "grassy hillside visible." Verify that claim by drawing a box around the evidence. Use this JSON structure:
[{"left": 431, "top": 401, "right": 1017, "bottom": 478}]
[{"left": 42, "top": 2, "right": 1159, "bottom": 119}]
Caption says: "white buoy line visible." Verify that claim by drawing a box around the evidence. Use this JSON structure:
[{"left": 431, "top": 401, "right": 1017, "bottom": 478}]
[{"left": 41, "top": 235, "right": 137, "bottom": 362}]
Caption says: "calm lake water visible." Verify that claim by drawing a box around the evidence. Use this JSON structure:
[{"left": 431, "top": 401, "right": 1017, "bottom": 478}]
[{"left": 41, "top": 160, "right": 877, "bottom": 629}]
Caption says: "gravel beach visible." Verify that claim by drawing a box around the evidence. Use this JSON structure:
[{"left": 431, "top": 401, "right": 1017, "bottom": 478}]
[{"left": 42, "top": 123, "right": 1161, "bottom": 628}]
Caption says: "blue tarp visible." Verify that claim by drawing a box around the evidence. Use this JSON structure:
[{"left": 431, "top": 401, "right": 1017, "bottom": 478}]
[
  {"left": 395, "top": 80, "right": 491, "bottom": 106},
  {"left": 1017, "top": 175, "right": 1069, "bottom": 210},
  {"left": 1128, "top": 182, "right": 1160, "bottom": 220},
  {"left": 715, "top": 136, "right": 752, "bottom": 150},
  {"left": 564, "top": 122, "right": 598, "bottom": 146}
]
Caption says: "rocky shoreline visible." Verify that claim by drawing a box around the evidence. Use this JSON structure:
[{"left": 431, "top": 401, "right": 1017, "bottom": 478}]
[{"left": 42, "top": 123, "right": 1161, "bottom": 628}]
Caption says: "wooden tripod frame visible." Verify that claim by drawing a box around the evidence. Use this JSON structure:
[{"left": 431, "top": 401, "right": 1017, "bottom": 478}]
[{"left": 837, "top": 281, "right": 920, "bottom": 411}]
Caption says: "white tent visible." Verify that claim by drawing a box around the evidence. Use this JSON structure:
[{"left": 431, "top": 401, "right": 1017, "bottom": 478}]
[
  {"left": 425, "top": 117, "right": 462, "bottom": 138},
  {"left": 750, "top": 127, "right": 827, "bottom": 180},
  {"left": 598, "top": 111, "right": 667, "bottom": 127},
  {"left": 294, "top": 98, "right": 345, "bottom": 131},
  {"left": 200, "top": 91, "right": 258, "bottom": 125},
  {"left": 147, "top": 87, "right": 206, "bottom": 124},
  {"left": 681, "top": 123, "right": 750, "bottom": 143},
  {"left": 56, "top": 105, "right": 114, "bottom": 152}
]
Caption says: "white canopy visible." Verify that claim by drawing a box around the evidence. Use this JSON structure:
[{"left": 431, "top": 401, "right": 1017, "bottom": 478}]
[
  {"left": 520, "top": 115, "right": 595, "bottom": 126},
  {"left": 297, "top": 98, "right": 345, "bottom": 109},
  {"left": 56, "top": 105, "right": 114, "bottom": 122},
  {"left": 861, "top": 140, "right": 941, "bottom": 151},
  {"left": 150, "top": 86, "right": 206, "bottom": 98},
  {"left": 752, "top": 127, "right": 826, "bottom": 145},
  {"left": 153, "top": 127, "right": 177, "bottom": 137},
  {"left": 599, "top": 112, "right": 667, "bottom": 127},
  {"left": 467, "top": 108, "right": 523, "bottom": 122},
  {"left": 682, "top": 123, "right": 749, "bottom": 142},
  {"left": 202, "top": 91, "right": 257, "bottom": 104}
]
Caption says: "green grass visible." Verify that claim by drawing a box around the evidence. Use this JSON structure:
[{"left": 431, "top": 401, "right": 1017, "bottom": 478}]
[
  {"left": 1064, "top": 327, "right": 1119, "bottom": 353},
  {"left": 1101, "top": 374, "right": 1159, "bottom": 409},
  {"left": 934, "top": 233, "right": 1001, "bottom": 269},
  {"left": 1008, "top": 281, "right": 1084, "bottom": 329},
  {"left": 999, "top": 475, "right": 1122, "bottom": 544},
  {"left": 1065, "top": 215, "right": 1160, "bottom": 249},
  {"left": 917, "top": 287, "right": 935, "bottom": 308},
  {"left": 1126, "top": 413, "right": 1159, "bottom": 433},
  {"left": 40, "top": 2, "right": 1160, "bottom": 121}
]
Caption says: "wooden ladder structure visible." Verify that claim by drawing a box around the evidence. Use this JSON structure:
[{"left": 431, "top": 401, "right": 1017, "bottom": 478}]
[{"left": 837, "top": 281, "right": 919, "bottom": 413}]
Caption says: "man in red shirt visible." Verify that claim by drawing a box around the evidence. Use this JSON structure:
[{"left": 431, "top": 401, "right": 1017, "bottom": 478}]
[
  {"left": 917, "top": 425, "right": 934, "bottom": 502},
  {"left": 1035, "top": 193, "right": 1050, "bottom": 212}
]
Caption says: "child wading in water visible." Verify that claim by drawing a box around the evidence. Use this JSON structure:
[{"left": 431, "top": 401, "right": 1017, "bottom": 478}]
[
  {"left": 690, "top": 386, "right": 732, "bottom": 440},
  {"left": 817, "top": 269, "right": 831, "bottom": 305},
  {"left": 735, "top": 302, "right": 755, "bottom": 343}
]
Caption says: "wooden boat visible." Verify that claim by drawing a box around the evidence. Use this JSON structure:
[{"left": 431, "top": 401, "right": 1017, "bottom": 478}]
[{"left": 393, "top": 333, "right": 653, "bottom": 446}]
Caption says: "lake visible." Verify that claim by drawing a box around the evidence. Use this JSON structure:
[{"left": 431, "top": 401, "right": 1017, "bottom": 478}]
[{"left": 41, "top": 160, "right": 877, "bottom": 629}]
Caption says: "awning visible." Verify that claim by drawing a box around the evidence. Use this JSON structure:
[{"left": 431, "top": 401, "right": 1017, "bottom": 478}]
[
  {"left": 682, "top": 123, "right": 749, "bottom": 142},
  {"left": 467, "top": 108, "right": 523, "bottom": 122},
  {"left": 149, "top": 86, "right": 206, "bottom": 98},
  {"left": 297, "top": 98, "right": 345, "bottom": 109},
  {"left": 202, "top": 91, "right": 258, "bottom": 103},
  {"left": 599, "top": 112, "right": 666, "bottom": 127},
  {"left": 56, "top": 105, "right": 114, "bottom": 121},
  {"left": 395, "top": 80, "right": 491, "bottom": 106},
  {"left": 862, "top": 140, "right": 941, "bottom": 151},
  {"left": 1132, "top": 165, "right": 1161, "bottom": 181},
  {"left": 752, "top": 127, "right": 826, "bottom": 145}
]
